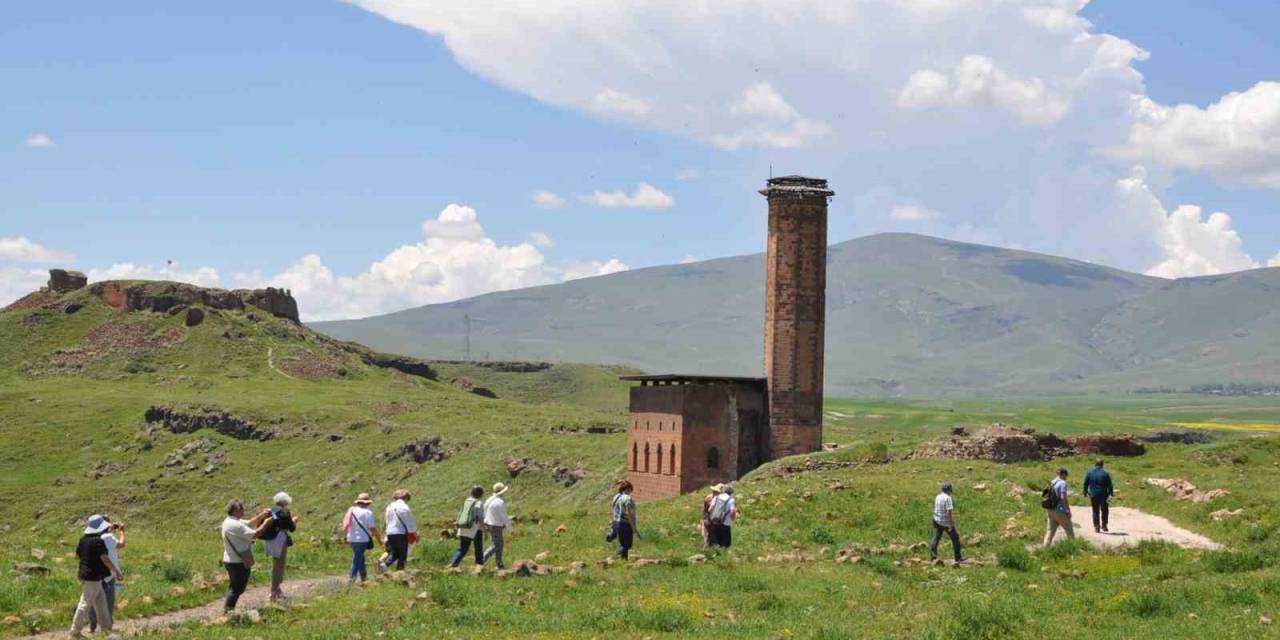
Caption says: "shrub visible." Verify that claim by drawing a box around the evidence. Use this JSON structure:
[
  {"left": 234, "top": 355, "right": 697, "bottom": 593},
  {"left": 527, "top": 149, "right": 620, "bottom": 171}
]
[
  {"left": 868, "top": 557, "right": 898, "bottom": 577},
  {"left": 851, "top": 441, "right": 890, "bottom": 462},
  {"left": 810, "top": 527, "right": 836, "bottom": 545},
  {"left": 1038, "top": 538, "right": 1088, "bottom": 561},
  {"left": 1206, "top": 550, "right": 1268, "bottom": 574},
  {"left": 1245, "top": 525, "right": 1273, "bottom": 544},
  {"left": 1124, "top": 590, "right": 1176, "bottom": 618},
  {"left": 996, "top": 545, "right": 1035, "bottom": 572},
  {"left": 150, "top": 558, "right": 192, "bottom": 583}
]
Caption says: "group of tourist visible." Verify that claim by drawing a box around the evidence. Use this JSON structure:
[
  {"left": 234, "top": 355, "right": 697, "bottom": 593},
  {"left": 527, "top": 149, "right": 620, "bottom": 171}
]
[{"left": 928, "top": 459, "right": 1117, "bottom": 563}]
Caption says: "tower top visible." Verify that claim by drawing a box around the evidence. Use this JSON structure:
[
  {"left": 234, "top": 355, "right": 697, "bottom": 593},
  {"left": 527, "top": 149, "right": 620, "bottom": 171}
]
[{"left": 759, "top": 175, "right": 833, "bottom": 198}]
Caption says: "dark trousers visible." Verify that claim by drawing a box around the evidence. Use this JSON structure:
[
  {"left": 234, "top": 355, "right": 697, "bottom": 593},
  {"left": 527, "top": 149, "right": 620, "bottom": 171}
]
[
  {"left": 386, "top": 534, "right": 409, "bottom": 570},
  {"left": 615, "top": 520, "right": 634, "bottom": 559},
  {"left": 711, "top": 524, "right": 732, "bottom": 548},
  {"left": 1090, "top": 495, "right": 1110, "bottom": 531},
  {"left": 930, "top": 521, "right": 962, "bottom": 561},
  {"left": 224, "top": 562, "right": 251, "bottom": 611},
  {"left": 450, "top": 531, "right": 484, "bottom": 567}
]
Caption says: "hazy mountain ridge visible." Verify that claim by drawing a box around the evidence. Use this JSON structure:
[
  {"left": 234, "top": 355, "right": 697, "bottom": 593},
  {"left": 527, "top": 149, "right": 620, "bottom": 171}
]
[{"left": 314, "top": 233, "right": 1280, "bottom": 397}]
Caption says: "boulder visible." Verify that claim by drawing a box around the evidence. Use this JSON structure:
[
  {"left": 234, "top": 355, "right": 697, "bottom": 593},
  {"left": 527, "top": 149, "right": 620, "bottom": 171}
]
[
  {"left": 184, "top": 307, "right": 205, "bottom": 327},
  {"left": 48, "top": 269, "right": 87, "bottom": 293}
]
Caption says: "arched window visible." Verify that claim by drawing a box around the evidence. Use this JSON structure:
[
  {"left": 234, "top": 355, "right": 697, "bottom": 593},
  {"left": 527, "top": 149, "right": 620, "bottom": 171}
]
[
  {"left": 644, "top": 443, "right": 651, "bottom": 472},
  {"left": 669, "top": 444, "right": 677, "bottom": 475},
  {"left": 706, "top": 446, "right": 720, "bottom": 469},
  {"left": 631, "top": 442, "right": 638, "bottom": 471},
  {"left": 656, "top": 444, "right": 664, "bottom": 472}
]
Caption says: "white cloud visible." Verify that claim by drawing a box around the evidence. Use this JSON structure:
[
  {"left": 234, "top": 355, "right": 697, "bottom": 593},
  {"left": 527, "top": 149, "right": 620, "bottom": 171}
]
[
  {"left": 561, "top": 258, "right": 629, "bottom": 282},
  {"left": 25, "top": 133, "right": 54, "bottom": 148},
  {"left": 1021, "top": 3, "right": 1088, "bottom": 34},
  {"left": 236, "top": 204, "right": 627, "bottom": 320},
  {"left": 711, "top": 82, "right": 831, "bottom": 149},
  {"left": 0, "top": 236, "right": 70, "bottom": 263},
  {"left": 679, "top": 255, "right": 698, "bottom": 264},
  {"left": 1107, "top": 82, "right": 1280, "bottom": 188},
  {"left": 526, "top": 231, "right": 554, "bottom": 248},
  {"left": 581, "top": 182, "right": 674, "bottom": 209},
  {"left": 532, "top": 190, "right": 567, "bottom": 209},
  {"left": 88, "top": 262, "right": 222, "bottom": 287},
  {"left": 1268, "top": 252, "right": 1280, "bottom": 268},
  {"left": 889, "top": 204, "right": 940, "bottom": 222},
  {"left": 1116, "top": 166, "right": 1261, "bottom": 278},
  {"left": 591, "top": 88, "right": 652, "bottom": 117},
  {"left": 675, "top": 168, "right": 702, "bottom": 181},
  {"left": 896, "top": 55, "right": 1070, "bottom": 125},
  {"left": 0, "top": 267, "right": 48, "bottom": 306}
]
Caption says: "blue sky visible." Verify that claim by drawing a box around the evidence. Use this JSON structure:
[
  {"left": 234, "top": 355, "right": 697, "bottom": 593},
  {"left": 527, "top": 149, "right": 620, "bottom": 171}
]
[{"left": 2, "top": 1, "right": 1277, "bottom": 319}]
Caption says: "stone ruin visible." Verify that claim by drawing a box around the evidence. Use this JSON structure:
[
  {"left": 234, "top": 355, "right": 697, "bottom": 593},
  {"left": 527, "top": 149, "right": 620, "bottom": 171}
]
[
  {"left": 145, "top": 405, "right": 273, "bottom": 441},
  {"left": 48, "top": 269, "right": 88, "bottom": 293},
  {"left": 89, "top": 280, "right": 300, "bottom": 323},
  {"left": 913, "top": 424, "right": 1146, "bottom": 462}
]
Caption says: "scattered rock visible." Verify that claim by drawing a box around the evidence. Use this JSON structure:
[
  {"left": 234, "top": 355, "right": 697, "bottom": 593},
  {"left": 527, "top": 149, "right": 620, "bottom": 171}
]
[
  {"left": 63, "top": 301, "right": 84, "bottom": 315},
  {"left": 30, "top": 548, "right": 46, "bottom": 560},
  {"left": 454, "top": 377, "right": 497, "bottom": 398},
  {"left": 384, "top": 437, "right": 467, "bottom": 464},
  {"left": 1140, "top": 431, "right": 1215, "bottom": 445},
  {"left": 184, "top": 307, "right": 205, "bottom": 327},
  {"left": 554, "top": 524, "right": 568, "bottom": 535},
  {"left": 1146, "top": 478, "right": 1231, "bottom": 503},
  {"left": 972, "top": 483, "right": 988, "bottom": 492},
  {"left": 914, "top": 425, "right": 1145, "bottom": 463},
  {"left": 146, "top": 406, "right": 272, "bottom": 441},
  {"left": 1209, "top": 508, "right": 1243, "bottom": 521},
  {"left": 14, "top": 562, "right": 49, "bottom": 575},
  {"left": 687, "top": 554, "right": 707, "bottom": 564}
]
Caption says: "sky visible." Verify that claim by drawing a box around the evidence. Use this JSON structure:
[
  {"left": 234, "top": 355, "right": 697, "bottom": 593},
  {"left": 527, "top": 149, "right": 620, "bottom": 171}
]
[{"left": 2, "top": 0, "right": 1278, "bottom": 320}]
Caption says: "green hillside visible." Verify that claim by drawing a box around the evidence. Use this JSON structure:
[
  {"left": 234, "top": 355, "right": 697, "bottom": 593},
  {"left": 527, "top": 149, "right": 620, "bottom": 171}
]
[
  {"left": 315, "top": 233, "right": 1280, "bottom": 397},
  {"left": 4, "top": 280, "right": 1280, "bottom": 638}
]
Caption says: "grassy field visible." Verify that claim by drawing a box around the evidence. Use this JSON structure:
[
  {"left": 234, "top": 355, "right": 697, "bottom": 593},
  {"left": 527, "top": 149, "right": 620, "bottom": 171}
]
[{"left": 3, "top": 286, "right": 1280, "bottom": 638}]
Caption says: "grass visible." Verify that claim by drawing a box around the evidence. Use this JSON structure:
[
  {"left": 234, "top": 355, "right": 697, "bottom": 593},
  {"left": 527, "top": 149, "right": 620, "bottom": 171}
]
[{"left": 3, "top": 287, "right": 1280, "bottom": 637}]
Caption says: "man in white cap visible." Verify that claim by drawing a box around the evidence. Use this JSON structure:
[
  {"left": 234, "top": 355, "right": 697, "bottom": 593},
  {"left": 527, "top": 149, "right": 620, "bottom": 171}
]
[
  {"left": 706, "top": 484, "right": 739, "bottom": 548},
  {"left": 69, "top": 514, "right": 123, "bottom": 637},
  {"left": 481, "top": 483, "right": 513, "bottom": 570}
]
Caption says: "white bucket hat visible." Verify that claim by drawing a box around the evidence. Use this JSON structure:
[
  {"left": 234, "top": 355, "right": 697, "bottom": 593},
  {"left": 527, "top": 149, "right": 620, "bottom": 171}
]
[{"left": 83, "top": 514, "right": 110, "bottom": 535}]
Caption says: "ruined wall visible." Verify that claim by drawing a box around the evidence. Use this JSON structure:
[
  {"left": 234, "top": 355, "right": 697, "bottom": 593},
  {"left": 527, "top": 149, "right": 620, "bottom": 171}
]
[
  {"left": 626, "top": 385, "right": 685, "bottom": 500},
  {"left": 762, "top": 177, "right": 831, "bottom": 458}
]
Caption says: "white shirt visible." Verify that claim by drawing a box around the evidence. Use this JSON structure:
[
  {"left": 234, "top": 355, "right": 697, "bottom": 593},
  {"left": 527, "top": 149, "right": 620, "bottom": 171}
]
[
  {"left": 221, "top": 517, "right": 256, "bottom": 564},
  {"left": 346, "top": 506, "right": 377, "bottom": 543},
  {"left": 933, "top": 493, "right": 954, "bottom": 526},
  {"left": 102, "top": 532, "right": 121, "bottom": 582},
  {"left": 483, "top": 495, "right": 512, "bottom": 529},
  {"left": 384, "top": 499, "right": 416, "bottom": 535}
]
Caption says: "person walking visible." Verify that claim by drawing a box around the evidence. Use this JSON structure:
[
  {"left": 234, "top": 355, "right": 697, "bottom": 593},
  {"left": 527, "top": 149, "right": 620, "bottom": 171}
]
[
  {"left": 449, "top": 486, "right": 486, "bottom": 568},
  {"left": 481, "top": 483, "right": 513, "bottom": 570},
  {"left": 343, "top": 493, "right": 381, "bottom": 586},
  {"left": 707, "top": 484, "right": 738, "bottom": 548},
  {"left": 383, "top": 489, "right": 417, "bottom": 571},
  {"left": 221, "top": 500, "right": 272, "bottom": 614},
  {"left": 69, "top": 514, "right": 123, "bottom": 637},
  {"left": 1082, "top": 459, "right": 1114, "bottom": 533},
  {"left": 700, "top": 485, "right": 723, "bottom": 547},
  {"left": 261, "top": 492, "right": 299, "bottom": 601},
  {"left": 1043, "top": 468, "right": 1075, "bottom": 546},
  {"left": 610, "top": 481, "right": 638, "bottom": 559},
  {"left": 88, "top": 518, "right": 125, "bottom": 634},
  {"left": 929, "top": 483, "right": 967, "bottom": 564}
]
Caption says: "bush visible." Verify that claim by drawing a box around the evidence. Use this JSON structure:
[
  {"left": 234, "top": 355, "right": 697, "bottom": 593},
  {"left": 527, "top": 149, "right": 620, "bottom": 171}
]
[
  {"left": 810, "top": 527, "right": 836, "bottom": 545},
  {"left": 996, "top": 545, "right": 1035, "bottom": 572},
  {"left": 1124, "top": 590, "right": 1177, "bottom": 618},
  {"left": 1038, "top": 538, "right": 1088, "bottom": 561},
  {"left": 851, "top": 441, "right": 890, "bottom": 462},
  {"left": 150, "top": 558, "right": 192, "bottom": 583},
  {"left": 932, "top": 596, "right": 1025, "bottom": 640},
  {"left": 1245, "top": 525, "right": 1273, "bottom": 544},
  {"left": 1206, "top": 550, "right": 1268, "bottom": 574},
  {"left": 868, "top": 557, "right": 898, "bottom": 577}
]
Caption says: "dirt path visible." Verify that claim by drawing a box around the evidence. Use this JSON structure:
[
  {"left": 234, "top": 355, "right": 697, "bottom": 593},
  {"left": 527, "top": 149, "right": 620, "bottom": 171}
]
[
  {"left": 35, "top": 575, "right": 343, "bottom": 639},
  {"left": 266, "top": 347, "right": 295, "bottom": 380},
  {"left": 1062, "top": 505, "right": 1221, "bottom": 550}
]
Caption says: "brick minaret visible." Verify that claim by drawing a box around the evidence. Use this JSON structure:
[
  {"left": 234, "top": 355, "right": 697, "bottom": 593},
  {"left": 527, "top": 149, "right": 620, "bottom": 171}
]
[{"left": 760, "top": 176, "right": 832, "bottom": 458}]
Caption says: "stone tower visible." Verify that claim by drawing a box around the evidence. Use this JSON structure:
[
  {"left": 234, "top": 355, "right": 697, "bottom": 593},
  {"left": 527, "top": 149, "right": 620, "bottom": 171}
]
[{"left": 760, "top": 175, "right": 832, "bottom": 458}]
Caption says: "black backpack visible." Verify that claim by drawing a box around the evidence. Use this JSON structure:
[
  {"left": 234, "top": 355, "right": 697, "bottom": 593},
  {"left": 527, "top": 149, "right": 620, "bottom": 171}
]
[{"left": 1040, "top": 485, "right": 1059, "bottom": 510}]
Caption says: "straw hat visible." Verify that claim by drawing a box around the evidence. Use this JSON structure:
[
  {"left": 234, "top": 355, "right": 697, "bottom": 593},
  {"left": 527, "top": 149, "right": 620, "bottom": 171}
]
[
  {"left": 83, "top": 514, "right": 110, "bottom": 535},
  {"left": 710, "top": 483, "right": 726, "bottom": 493},
  {"left": 354, "top": 493, "right": 372, "bottom": 505},
  {"left": 492, "top": 482, "right": 509, "bottom": 497}
]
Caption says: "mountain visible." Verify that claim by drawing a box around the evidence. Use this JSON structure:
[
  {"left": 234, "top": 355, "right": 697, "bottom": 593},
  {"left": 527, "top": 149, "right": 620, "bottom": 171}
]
[{"left": 313, "top": 233, "right": 1280, "bottom": 397}]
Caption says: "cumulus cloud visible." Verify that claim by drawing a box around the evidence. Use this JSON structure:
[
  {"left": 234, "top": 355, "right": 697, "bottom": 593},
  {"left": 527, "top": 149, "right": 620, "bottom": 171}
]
[
  {"left": 711, "top": 82, "right": 831, "bottom": 149},
  {"left": 0, "top": 236, "right": 69, "bottom": 263},
  {"left": 896, "top": 55, "right": 1070, "bottom": 125},
  {"left": 889, "top": 204, "right": 940, "bottom": 222},
  {"left": 591, "top": 88, "right": 652, "bottom": 117},
  {"left": 235, "top": 204, "right": 628, "bottom": 320},
  {"left": 532, "top": 190, "right": 567, "bottom": 209},
  {"left": 25, "top": 133, "right": 54, "bottom": 148},
  {"left": 581, "top": 182, "right": 674, "bottom": 209},
  {"left": 1107, "top": 82, "right": 1280, "bottom": 188},
  {"left": 88, "top": 262, "right": 222, "bottom": 287},
  {"left": 0, "top": 267, "right": 48, "bottom": 305},
  {"left": 1116, "top": 166, "right": 1262, "bottom": 278}
]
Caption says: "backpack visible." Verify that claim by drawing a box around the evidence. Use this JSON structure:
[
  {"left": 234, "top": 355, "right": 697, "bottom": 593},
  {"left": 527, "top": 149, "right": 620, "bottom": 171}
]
[
  {"left": 457, "top": 498, "right": 478, "bottom": 528},
  {"left": 1040, "top": 484, "right": 1059, "bottom": 510},
  {"left": 707, "top": 495, "right": 730, "bottom": 525}
]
